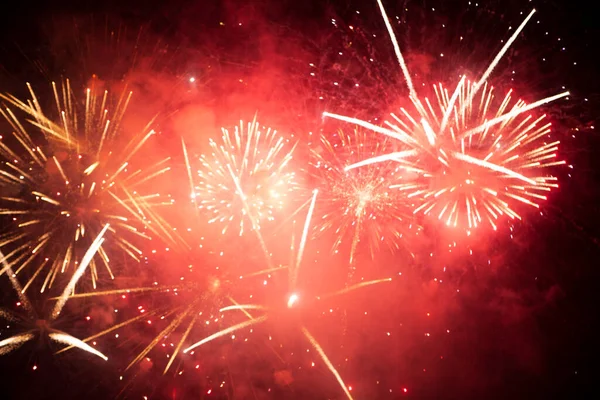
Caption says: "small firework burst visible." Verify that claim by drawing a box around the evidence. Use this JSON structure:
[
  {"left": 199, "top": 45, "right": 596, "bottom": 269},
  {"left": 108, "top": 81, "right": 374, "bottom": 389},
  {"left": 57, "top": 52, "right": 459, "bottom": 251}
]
[
  {"left": 194, "top": 118, "right": 298, "bottom": 236},
  {"left": 0, "top": 79, "right": 173, "bottom": 292},
  {"left": 310, "top": 129, "right": 417, "bottom": 268}
]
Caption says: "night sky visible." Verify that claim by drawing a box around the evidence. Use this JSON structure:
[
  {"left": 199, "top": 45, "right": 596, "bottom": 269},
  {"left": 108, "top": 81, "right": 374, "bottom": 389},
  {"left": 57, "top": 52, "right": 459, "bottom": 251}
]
[{"left": 0, "top": 0, "right": 599, "bottom": 399}]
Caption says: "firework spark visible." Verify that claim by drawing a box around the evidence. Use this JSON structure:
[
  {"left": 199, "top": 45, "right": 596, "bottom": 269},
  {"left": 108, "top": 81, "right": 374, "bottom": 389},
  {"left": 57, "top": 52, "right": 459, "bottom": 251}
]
[
  {"left": 310, "top": 129, "right": 418, "bottom": 271},
  {"left": 324, "top": 2, "right": 568, "bottom": 231},
  {"left": 194, "top": 118, "right": 298, "bottom": 236},
  {"left": 0, "top": 79, "right": 174, "bottom": 292}
]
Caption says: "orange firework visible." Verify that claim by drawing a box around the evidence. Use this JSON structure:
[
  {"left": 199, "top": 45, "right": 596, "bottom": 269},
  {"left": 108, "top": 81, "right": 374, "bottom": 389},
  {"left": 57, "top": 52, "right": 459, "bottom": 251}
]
[{"left": 0, "top": 79, "right": 173, "bottom": 292}]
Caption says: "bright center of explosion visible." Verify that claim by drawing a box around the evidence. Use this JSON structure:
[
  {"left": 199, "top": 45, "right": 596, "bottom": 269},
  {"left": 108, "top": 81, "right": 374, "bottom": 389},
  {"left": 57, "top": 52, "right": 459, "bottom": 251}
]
[
  {"left": 357, "top": 189, "right": 373, "bottom": 208},
  {"left": 209, "top": 277, "right": 221, "bottom": 292},
  {"left": 287, "top": 293, "right": 299, "bottom": 308},
  {"left": 241, "top": 171, "right": 284, "bottom": 207},
  {"left": 35, "top": 319, "right": 50, "bottom": 331}
]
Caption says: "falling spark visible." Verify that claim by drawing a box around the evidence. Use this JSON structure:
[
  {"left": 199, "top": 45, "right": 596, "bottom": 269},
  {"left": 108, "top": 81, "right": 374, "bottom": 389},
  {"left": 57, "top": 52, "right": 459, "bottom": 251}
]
[
  {"left": 301, "top": 327, "right": 353, "bottom": 400},
  {"left": 48, "top": 332, "right": 108, "bottom": 361},
  {"left": 0, "top": 333, "right": 35, "bottom": 356},
  {"left": 181, "top": 137, "right": 198, "bottom": 214},
  {"left": 321, "top": 277, "right": 393, "bottom": 299},
  {"left": 376, "top": 0, "right": 415, "bottom": 98},
  {"left": 292, "top": 189, "right": 318, "bottom": 287},
  {"left": 183, "top": 316, "right": 268, "bottom": 354},
  {"left": 52, "top": 224, "right": 110, "bottom": 319}
]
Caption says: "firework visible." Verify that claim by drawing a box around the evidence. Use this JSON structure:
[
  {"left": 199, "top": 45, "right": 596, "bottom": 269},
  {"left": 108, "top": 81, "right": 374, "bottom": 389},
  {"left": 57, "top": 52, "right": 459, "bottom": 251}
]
[
  {"left": 310, "top": 129, "right": 418, "bottom": 271},
  {"left": 0, "top": 228, "right": 110, "bottom": 361},
  {"left": 65, "top": 190, "right": 389, "bottom": 398},
  {"left": 0, "top": 79, "right": 174, "bottom": 292},
  {"left": 56, "top": 248, "right": 288, "bottom": 375},
  {"left": 194, "top": 118, "right": 298, "bottom": 236},
  {"left": 182, "top": 190, "right": 392, "bottom": 400},
  {"left": 355, "top": 80, "right": 564, "bottom": 231},
  {"left": 324, "top": 1, "right": 569, "bottom": 231}
]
